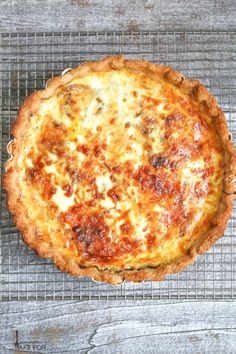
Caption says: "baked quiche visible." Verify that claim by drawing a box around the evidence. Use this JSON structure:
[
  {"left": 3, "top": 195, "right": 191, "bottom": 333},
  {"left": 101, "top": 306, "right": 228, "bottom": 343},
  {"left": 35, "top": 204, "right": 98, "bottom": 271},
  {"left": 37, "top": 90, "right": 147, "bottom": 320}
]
[{"left": 4, "top": 56, "right": 236, "bottom": 284}]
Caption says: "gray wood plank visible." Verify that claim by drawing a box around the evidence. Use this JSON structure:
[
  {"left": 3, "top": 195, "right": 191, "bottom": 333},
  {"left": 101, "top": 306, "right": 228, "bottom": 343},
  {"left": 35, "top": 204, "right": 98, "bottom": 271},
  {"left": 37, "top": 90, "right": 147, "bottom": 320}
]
[
  {"left": 1, "top": 3, "right": 236, "bottom": 354},
  {"left": 0, "top": 0, "right": 236, "bottom": 33},
  {"left": 0, "top": 300, "right": 236, "bottom": 353}
]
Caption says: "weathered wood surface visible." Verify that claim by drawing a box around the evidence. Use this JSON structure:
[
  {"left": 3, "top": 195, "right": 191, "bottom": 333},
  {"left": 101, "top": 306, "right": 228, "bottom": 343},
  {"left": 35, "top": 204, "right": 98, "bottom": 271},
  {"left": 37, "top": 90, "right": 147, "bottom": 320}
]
[
  {"left": 1, "top": 1, "right": 236, "bottom": 354},
  {"left": 0, "top": 0, "right": 236, "bottom": 33},
  {"left": 0, "top": 300, "right": 236, "bottom": 353}
]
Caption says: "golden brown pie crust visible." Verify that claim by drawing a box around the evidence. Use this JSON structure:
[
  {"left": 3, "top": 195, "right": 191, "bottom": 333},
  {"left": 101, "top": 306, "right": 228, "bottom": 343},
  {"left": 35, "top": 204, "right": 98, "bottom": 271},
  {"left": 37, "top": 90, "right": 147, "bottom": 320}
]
[{"left": 4, "top": 56, "right": 236, "bottom": 284}]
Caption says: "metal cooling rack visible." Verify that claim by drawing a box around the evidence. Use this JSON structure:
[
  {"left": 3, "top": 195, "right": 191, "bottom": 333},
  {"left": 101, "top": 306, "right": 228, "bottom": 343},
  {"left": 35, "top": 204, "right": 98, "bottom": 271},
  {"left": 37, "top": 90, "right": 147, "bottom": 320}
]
[{"left": 0, "top": 31, "right": 236, "bottom": 301}]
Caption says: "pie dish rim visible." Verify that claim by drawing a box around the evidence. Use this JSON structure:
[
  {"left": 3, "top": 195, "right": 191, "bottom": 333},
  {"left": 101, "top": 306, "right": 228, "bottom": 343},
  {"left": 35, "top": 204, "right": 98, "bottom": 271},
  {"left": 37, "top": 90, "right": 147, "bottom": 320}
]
[{"left": 3, "top": 55, "right": 236, "bottom": 284}]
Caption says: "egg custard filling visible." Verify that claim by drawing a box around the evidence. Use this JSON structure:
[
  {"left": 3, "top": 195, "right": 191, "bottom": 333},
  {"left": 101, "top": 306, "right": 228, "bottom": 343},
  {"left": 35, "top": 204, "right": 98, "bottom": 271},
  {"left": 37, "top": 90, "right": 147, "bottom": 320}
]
[{"left": 4, "top": 56, "right": 235, "bottom": 284}]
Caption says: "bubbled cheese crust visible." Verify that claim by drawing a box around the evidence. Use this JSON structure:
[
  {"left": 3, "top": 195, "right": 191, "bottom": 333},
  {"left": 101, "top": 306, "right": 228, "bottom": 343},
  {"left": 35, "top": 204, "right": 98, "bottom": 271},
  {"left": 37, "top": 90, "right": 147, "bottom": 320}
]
[{"left": 4, "top": 56, "right": 235, "bottom": 284}]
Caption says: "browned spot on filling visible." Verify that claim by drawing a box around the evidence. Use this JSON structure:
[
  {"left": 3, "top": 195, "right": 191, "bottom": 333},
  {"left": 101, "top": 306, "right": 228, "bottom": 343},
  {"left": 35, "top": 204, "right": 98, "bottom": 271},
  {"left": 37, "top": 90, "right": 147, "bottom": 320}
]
[
  {"left": 141, "top": 116, "right": 156, "bottom": 136},
  {"left": 77, "top": 144, "right": 89, "bottom": 155},
  {"left": 96, "top": 97, "right": 102, "bottom": 103},
  {"left": 142, "top": 96, "right": 161, "bottom": 108},
  {"left": 95, "top": 107, "right": 102, "bottom": 115},
  {"left": 165, "top": 113, "right": 184, "bottom": 138},
  {"left": 107, "top": 186, "right": 120, "bottom": 202},
  {"left": 39, "top": 120, "right": 67, "bottom": 148},
  {"left": 146, "top": 233, "right": 157, "bottom": 249},
  {"left": 143, "top": 142, "right": 152, "bottom": 151},
  {"left": 149, "top": 155, "right": 168, "bottom": 168},
  {"left": 134, "top": 166, "right": 175, "bottom": 198},
  {"left": 93, "top": 144, "right": 102, "bottom": 157},
  {"left": 61, "top": 204, "right": 140, "bottom": 262},
  {"left": 63, "top": 184, "right": 73, "bottom": 197},
  {"left": 120, "top": 220, "right": 134, "bottom": 235},
  {"left": 110, "top": 118, "right": 116, "bottom": 124},
  {"left": 72, "top": 213, "right": 110, "bottom": 259}
]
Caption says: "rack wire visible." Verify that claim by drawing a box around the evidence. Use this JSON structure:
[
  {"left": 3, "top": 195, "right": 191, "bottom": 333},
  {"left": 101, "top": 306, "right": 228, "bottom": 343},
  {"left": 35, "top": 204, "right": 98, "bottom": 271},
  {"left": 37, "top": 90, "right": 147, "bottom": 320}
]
[{"left": 0, "top": 31, "right": 236, "bottom": 300}]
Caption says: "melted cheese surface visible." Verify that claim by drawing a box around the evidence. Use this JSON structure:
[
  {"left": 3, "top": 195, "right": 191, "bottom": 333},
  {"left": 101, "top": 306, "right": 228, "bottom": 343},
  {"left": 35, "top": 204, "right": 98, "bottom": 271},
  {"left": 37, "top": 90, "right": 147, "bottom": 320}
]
[{"left": 18, "top": 69, "right": 223, "bottom": 269}]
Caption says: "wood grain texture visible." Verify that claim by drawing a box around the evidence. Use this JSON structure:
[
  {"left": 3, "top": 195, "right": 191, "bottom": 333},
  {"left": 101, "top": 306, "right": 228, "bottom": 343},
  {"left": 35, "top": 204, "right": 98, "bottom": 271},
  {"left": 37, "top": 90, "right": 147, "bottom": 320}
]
[
  {"left": 0, "top": 0, "right": 236, "bottom": 33},
  {"left": 1, "top": 2, "right": 236, "bottom": 354},
  {"left": 0, "top": 300, "right": 236, "bottom": 353}
]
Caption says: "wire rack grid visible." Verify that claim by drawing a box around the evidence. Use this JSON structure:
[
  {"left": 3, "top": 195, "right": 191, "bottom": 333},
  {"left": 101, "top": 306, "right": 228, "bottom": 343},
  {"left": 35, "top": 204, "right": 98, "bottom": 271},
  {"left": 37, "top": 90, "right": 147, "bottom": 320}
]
[{"left": 0, "top": 31, "right": 235, "bottom": 301}]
